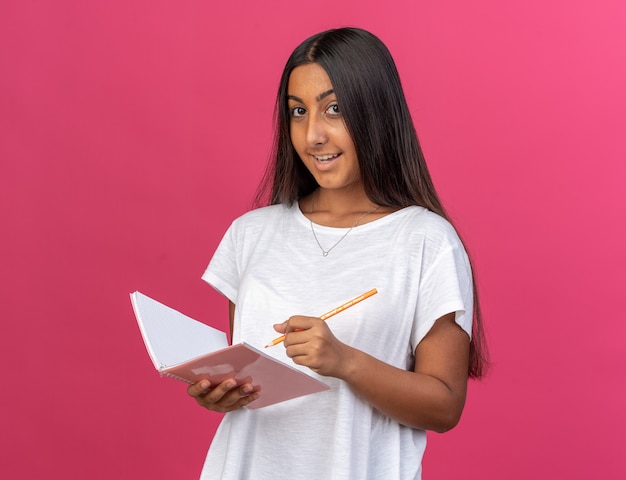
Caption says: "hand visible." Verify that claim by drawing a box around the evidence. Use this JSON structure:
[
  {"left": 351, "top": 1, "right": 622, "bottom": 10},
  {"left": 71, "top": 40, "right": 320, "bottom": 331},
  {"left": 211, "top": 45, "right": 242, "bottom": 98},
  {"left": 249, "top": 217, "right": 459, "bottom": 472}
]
[
  {"left": 274, "top": 315, "right": 351, "bottom": 377},
  {"left": 187, "top": 378, "right": 260, "bottom": 413}
]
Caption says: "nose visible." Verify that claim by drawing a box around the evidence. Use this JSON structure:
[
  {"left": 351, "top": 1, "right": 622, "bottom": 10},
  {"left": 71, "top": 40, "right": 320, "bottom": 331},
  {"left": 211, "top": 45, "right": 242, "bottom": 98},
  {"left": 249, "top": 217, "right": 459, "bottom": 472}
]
[{"left": 305, "top": 113, "right": 328, "bottom": 147}]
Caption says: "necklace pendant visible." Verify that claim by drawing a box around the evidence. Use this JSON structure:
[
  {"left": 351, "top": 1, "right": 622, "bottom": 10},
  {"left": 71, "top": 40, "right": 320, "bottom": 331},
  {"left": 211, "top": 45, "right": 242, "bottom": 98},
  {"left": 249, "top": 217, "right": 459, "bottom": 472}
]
[{"left": 309, "top": 197, "right": 381, "bottom": 258}]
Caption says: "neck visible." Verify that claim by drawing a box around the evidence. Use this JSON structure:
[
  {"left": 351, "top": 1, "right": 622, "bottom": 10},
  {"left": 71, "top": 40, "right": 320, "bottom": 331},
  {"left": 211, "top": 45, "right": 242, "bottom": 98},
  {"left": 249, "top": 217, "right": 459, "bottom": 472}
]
[
  {"left": 309, "top": 187, "right": 376, "bottom": 216},
  {"left": 303, "top": 188, "right": 381, "bottom": 228}
]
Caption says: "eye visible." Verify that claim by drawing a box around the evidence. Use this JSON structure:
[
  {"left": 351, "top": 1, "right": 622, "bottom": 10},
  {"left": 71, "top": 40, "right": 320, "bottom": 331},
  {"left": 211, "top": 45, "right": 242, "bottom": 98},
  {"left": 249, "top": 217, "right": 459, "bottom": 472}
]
[
  {"left": 326, "top": 103, "right": 341, "bottom": 116},
  {"left": 290, "top": 106, "right": 307, "bottom": 118}
]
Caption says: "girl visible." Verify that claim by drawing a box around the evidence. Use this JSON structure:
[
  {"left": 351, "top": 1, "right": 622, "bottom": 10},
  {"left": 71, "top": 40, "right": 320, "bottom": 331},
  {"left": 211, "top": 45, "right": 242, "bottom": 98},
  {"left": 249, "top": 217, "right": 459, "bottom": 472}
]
[{"left": 189, "top": 27, "right": 487, "bottom": 479}]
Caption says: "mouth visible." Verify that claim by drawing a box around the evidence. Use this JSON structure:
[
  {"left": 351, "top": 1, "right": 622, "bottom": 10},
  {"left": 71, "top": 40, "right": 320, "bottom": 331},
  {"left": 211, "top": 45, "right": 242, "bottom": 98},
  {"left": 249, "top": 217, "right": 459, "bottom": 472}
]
[{"left": 312, "top": 153, "right": 341, "bottom": 163}]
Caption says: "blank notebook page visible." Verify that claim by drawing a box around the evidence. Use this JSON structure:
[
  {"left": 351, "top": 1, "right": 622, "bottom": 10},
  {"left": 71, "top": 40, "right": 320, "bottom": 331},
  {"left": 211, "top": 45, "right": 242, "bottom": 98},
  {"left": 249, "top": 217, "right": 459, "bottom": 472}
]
[{"left": 131, "top": 292, "right": 228, "bottom": 369}]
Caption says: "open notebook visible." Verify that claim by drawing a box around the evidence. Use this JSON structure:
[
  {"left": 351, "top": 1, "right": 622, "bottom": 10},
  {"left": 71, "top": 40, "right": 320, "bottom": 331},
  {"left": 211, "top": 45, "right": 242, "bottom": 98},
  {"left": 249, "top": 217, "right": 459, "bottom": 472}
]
[{"left": 130, "top": 291, "right": 329, "bottom": 409}]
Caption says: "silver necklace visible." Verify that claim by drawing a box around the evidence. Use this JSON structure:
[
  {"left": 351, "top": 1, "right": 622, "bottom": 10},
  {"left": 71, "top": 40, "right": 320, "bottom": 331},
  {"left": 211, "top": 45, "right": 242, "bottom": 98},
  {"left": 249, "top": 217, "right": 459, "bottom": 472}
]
[{"left": 309, "top": 199, "right": 380, "bottom": 257}]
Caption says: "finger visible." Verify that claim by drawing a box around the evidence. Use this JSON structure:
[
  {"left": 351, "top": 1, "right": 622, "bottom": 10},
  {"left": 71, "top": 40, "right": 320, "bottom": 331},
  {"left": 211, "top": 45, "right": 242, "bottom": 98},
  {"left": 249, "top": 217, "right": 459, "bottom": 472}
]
[
  {"left": 273, "top": 321, "right": 287, "bottom": 333},
  {"left": 218, "top": 390, "right": 262, "bottom": 412},
  {"left": 283, "top": 319, "right": 329, "bottom": 346},
  {"left": 284, "top": 315, "right": 317, "bottom": 333},
  {"left": 237, "top": 390, "right": 261, "bottom": 408},
  {"left": 200, "top": 378, "right": 238, "bottom": 404},
  {"left": 187, "top": 380, "right": 211, "bottom": 398},
  {"left": 202, "top": 384, "right": 261, "bottom": 412},
  {"left": 283, "top": 328, "right": 310, "bottom": 347},
  {"left": 273, "top": 316, "right": 309, "bottom": 334}
]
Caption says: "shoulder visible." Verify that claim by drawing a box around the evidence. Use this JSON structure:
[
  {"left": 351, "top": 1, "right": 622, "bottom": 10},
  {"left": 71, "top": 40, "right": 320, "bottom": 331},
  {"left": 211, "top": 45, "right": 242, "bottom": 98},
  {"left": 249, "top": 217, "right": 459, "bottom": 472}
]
[
  {"left": 227, "top": 203, "right": 295, "bottom": 235},
  {"left": 388, "top": 208, "right": 469, "bottom": 274},
  {"left": 232, "top": 203, "right": 292, "bottom": 224},
  {"left": 398, "top": 207, "right": 462, "bottom": 247}
]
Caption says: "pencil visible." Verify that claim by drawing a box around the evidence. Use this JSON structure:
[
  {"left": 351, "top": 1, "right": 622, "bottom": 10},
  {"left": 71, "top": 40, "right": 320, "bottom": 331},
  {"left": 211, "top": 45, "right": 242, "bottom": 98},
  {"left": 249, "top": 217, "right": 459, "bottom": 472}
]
[{"left": 264, "top": 288, "right": 378, "bottom": 348}]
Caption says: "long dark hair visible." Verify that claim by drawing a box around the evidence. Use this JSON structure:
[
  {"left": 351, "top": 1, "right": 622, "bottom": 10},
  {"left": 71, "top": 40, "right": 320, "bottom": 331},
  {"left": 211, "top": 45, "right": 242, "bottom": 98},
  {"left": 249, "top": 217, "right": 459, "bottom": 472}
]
[{"left": 256, "top": 27, "right": 488, "bottom": 378}]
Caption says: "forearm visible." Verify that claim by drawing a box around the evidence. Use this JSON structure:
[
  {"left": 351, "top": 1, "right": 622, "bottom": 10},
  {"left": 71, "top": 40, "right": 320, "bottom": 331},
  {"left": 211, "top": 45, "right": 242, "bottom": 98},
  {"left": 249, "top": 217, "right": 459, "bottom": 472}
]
[
  {"left": 281, "top": 313, "right": 469, "bottom": 431},
  {"left": 337, "top": 346, "right": 467, "bottom": 432}
]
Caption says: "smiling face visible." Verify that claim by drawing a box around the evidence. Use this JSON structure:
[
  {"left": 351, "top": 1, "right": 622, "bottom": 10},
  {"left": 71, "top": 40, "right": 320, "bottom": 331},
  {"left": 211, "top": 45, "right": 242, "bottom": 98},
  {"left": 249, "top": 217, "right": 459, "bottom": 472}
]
[{"left": 287, "top": 63, "right": 362, "bottom": 194}]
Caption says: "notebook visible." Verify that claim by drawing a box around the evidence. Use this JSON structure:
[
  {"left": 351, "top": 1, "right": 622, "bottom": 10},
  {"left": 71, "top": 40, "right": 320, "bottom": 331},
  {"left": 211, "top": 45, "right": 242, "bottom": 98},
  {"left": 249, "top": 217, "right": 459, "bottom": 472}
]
[{"left": 130, "top": 291, "right": 329, "bottom": 409}]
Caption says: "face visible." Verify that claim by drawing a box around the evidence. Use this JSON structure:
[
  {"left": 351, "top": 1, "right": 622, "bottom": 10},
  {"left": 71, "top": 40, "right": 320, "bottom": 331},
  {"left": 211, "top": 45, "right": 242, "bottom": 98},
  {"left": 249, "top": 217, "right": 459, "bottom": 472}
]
[{"left": 287, "top": 63, "right": 361, "bottom": 193}]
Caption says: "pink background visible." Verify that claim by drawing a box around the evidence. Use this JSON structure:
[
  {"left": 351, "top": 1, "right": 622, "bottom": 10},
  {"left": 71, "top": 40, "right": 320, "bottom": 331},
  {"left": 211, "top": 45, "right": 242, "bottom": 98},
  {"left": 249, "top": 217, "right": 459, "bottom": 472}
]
[{"left": 2, "top": 1, "right": 625, "bottom": 478}]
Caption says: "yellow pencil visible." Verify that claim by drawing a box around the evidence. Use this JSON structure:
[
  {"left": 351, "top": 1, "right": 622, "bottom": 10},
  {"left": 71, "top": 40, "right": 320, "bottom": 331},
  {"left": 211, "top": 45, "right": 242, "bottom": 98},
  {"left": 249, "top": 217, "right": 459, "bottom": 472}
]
[{"left": 264, "top": 288, "right": 378, "bottom": 348}]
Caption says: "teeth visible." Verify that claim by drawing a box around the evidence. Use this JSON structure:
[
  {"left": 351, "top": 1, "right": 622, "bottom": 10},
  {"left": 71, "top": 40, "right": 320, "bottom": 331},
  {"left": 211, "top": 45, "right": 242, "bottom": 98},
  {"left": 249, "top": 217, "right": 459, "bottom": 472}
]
[{"left": 314, "top": 154, "right": 339, "bottom": 161}]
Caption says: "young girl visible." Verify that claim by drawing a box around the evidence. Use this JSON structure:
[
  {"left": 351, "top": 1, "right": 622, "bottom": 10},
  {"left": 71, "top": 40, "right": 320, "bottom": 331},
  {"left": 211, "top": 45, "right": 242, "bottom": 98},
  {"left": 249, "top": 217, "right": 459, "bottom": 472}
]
[{"left": 188, "top": 27, "right": 487, "bottom": 479}]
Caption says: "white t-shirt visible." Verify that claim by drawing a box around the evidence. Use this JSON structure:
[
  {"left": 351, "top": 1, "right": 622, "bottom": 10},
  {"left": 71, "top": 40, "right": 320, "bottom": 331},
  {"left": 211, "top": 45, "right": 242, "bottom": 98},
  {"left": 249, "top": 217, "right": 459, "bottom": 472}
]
[{"left": 200, "top": 203, "right": 473, "bottom": 480}]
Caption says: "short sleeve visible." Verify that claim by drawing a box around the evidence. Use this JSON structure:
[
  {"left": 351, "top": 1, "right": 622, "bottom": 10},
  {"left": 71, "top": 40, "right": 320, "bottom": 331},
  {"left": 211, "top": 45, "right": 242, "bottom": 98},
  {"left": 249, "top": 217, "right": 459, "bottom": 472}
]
[
  {"left": 411, "top": 241, "right": 474, "bottom": 351},
  {"left": 201, "top": 223, "right": 239, "bottom": 303}
]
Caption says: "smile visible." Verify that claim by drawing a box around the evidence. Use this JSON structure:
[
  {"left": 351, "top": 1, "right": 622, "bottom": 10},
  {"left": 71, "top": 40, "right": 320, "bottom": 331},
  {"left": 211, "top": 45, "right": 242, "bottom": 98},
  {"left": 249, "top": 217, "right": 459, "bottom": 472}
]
[{"left": 313, "top": 153, "right": 340, "bottom": 162}]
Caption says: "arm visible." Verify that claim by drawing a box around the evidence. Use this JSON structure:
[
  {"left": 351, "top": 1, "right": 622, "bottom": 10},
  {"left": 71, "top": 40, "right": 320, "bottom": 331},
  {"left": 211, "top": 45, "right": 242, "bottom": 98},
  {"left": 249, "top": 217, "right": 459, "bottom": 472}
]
[
  {"left": 187, "top": 301, "right": 261, "bottom": 412},
  {"left": 229, "top": 300, "right": 235, "bottom": 340},
  {"left": 275, "top": 312, "right": 469, "bottom": 432}
]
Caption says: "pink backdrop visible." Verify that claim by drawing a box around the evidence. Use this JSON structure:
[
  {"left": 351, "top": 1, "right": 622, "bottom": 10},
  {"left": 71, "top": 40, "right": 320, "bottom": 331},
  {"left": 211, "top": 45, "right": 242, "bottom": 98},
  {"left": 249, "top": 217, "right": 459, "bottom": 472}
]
[{"left": 2, "top": 1, "right": 625, "bottom": 478}]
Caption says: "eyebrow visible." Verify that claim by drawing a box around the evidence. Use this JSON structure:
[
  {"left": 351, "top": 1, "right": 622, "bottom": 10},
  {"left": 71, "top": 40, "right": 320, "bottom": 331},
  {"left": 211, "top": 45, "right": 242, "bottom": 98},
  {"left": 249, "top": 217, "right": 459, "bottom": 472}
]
[{"left": 287, "top": 89, "right": 335, "bottom": 103}]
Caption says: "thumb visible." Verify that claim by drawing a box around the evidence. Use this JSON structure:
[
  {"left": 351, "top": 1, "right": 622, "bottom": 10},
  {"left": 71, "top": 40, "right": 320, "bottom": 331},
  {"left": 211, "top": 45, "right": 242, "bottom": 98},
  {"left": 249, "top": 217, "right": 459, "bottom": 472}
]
[{"left": 273, "top": 321, "right": 287, "bottom": 333}]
